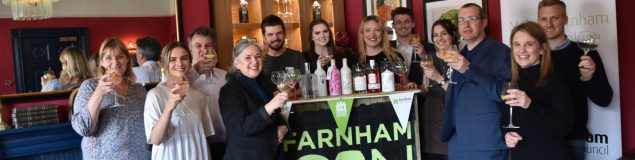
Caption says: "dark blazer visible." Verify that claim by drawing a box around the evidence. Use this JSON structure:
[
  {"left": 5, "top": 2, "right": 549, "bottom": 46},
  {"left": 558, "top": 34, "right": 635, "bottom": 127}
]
[
  {"left": 219, "top": 73, "right": 283, "bottom": 160},
  {"left": 440, "top": 37, "right": 511, "bottom": 151}
]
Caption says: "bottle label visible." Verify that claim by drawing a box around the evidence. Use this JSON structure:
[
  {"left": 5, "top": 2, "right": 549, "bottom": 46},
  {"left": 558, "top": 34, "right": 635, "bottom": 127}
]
[
  {"left": 381, "top": 71, "right": 395, "bottom": 92},
  {"left": 354, "top": 76, "right": 367, "bottom": 91},
  {"left": 341, "top": 73, "right": 353, "bottom": 94},
  {"left": 368, "top": 73, "right": 377, "bottom": 84}
]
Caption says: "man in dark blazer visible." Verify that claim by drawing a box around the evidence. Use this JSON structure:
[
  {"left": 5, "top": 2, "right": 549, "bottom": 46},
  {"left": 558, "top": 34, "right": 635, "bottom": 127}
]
[{"left": 440, "top": 3, "right": 511, "bottom": 160}]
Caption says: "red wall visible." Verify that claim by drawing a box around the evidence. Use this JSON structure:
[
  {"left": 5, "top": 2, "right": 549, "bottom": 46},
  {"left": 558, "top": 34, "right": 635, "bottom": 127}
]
[
  {"left": 181, "top": 0, "right": 211, "bottom": 43},
  {"left": 0, "top": 17, "right": 176, "bottom": 94},
  {"left": 342, "top": 0, "right": 634, "bottom": 154},
  {"left": 616, "top": 0, "right": 635, "bottom": 153}
]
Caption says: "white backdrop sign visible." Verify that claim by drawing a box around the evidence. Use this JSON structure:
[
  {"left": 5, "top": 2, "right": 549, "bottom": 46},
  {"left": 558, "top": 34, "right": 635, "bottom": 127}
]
[{"left": 500, "top": 0, "right": 621, "bottom": 159}]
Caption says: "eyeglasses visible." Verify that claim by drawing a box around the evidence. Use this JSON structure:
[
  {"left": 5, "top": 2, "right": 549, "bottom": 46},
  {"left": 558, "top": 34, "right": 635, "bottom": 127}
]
[{"left": 458, "top": 16, "right": 482, "bottom": 24}]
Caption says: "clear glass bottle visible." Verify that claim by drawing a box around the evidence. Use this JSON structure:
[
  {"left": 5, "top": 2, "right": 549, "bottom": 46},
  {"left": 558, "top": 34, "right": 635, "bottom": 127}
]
[
  {"left": 353, "top": 64, "right": 367, "bottom": 94},
  {"left": 367, "top": 60, "right": 381, "bottom": 93}
]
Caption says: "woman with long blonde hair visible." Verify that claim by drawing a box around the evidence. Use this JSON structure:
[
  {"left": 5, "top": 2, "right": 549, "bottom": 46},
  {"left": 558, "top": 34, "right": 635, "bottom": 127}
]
[
  {"left": 352, "top": 15, "right": 403, "bottom": 66},
  {"left": 41, "top": 46, "right": 91, "bottom": 91}
]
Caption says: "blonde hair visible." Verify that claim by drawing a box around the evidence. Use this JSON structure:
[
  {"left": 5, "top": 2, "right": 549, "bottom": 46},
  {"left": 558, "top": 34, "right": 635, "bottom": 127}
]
[
  {"left": 357, "top": 16, "right": 401, "bottom": 65},
  {"left": 97, "top": 38, "right": 136, "bottom": 84},
  {"left": 510, "top": 22, "right": 553, "bottom": 87},
  {"left": 59, "top": 46, "right": 91, "bottom": 84}
]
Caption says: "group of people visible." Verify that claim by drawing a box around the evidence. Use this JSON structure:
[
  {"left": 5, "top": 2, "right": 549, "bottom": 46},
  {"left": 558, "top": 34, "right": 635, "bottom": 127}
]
[{"left": 37, "top": 0, "right": 611, "bottom": 159}]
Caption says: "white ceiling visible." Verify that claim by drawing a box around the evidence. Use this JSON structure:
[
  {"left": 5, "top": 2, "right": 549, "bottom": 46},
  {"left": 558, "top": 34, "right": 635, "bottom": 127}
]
[{"left": 0, "top": 0, "right": 175, "bottom": 18}]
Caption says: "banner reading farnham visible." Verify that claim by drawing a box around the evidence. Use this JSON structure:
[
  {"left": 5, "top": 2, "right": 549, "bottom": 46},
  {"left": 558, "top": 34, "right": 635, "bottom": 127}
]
[{"left": 500, "top": 0, "right": 622, "bottom": 159}]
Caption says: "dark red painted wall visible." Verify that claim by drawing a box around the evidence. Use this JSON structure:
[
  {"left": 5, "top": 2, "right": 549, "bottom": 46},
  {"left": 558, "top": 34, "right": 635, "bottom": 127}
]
[
  {"left": 0, "top": 17, "right": 176, "bottom": 94},
  {"left": 181, "top": 0, "right": 211, "bottom": 43},
  {"left": 616, "top": 0, "right": 635, "bottom": 154}
]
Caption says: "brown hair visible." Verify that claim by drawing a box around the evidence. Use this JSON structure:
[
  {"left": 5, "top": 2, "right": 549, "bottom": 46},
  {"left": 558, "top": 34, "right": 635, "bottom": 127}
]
[
  {"left": 510, "top": 21, "right": 553, "bottom": 87},
  {"left": 461, "top": 3, "right": 487, "bottom": 19},
  {"left": 357, "top": 16, "right": 401, "bottom": 65},
  {"left": 98, "top": 38, "right": 136, "bottom": 84},
  {"left": 160, "top": 42, "right": 193, "bottom": 78},
  {"left": 59, "top": 46, "right": 91, "bottom": 84},
  {"left": 538, "top": 0, "right": 567, "bottom": 16}
]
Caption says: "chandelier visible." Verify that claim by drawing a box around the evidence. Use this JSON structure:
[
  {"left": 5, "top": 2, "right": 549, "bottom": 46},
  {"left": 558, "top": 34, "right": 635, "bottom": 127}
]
[{"left": 2, "top": 0, "right": 58, "bottom": 20}]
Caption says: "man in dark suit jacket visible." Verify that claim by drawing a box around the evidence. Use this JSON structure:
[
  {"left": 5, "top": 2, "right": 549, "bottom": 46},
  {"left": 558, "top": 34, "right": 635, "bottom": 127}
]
[{"left": 440, "top": 3, "right": 511, "bottom": 160}]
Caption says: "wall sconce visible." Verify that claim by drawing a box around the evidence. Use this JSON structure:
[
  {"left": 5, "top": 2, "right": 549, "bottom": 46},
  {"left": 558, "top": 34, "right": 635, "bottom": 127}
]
[{"left": 128, "top": 41, "right": 137, "bottom": 54}]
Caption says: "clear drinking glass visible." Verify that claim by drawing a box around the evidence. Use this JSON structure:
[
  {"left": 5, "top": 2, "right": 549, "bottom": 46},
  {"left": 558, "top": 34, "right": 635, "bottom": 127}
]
[
  {"left": 501, "top": 81, "right": 520, "bottom": 129},
  {"left": 271, "top": 70, "right": 292, "bottom": 113},
  {"left": 438, "top": 45, "right": 458, "bottom": 84},
  {"left": 107, "top": 69, "right": 124, "bottom": 107},
  {"left": 420, "top": 54, "right": 433, "bottom": 87},
  {"left": 174, "top": 77, "right": 190, "bottom": 116},
  {"left": 576, "top": 31, "right": 600, "bottom": 56},
  {"left": 394, "top": 61, "right": 408, "bottom": 90}
]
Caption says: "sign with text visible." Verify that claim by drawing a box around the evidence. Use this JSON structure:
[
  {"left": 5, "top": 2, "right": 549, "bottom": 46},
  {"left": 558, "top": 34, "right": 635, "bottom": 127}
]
[{"left": 282, "top": 99, "right": 418, "bottom": 159}]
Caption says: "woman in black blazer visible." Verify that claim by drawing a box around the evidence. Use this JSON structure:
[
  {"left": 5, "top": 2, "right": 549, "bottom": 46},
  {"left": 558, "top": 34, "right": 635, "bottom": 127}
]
[
  {"left": 219, "top": 39, "right": 289, "bottom": 160},
  {"left": 503, "top": 22, "right": 574, "bottom": 160}
]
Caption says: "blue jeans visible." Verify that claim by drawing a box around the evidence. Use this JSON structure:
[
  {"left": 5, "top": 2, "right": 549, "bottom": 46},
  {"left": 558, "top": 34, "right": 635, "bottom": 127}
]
[{"left": 569, "top": 139, "right": 586, "bottom": 160}]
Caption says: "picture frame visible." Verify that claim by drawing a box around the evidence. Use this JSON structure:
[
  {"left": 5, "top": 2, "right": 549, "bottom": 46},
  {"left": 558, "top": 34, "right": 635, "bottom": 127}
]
[
  {"left": 363, "top": 0, "right": 411, "bottom": 24},
  {"left": 423, "top": 0, "right": 487, "bottom": 42}
]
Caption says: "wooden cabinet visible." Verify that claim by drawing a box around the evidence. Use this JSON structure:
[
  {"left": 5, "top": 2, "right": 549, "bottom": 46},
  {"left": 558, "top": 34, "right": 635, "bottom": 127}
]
[{"left": 213, "top": 0, "right": 345, "bottom": 69}]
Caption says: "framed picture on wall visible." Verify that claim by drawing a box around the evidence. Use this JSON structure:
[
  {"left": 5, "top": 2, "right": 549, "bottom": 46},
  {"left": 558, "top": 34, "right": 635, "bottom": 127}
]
[
  {"left": 423, "top": 0, "right": 487, "bottom": 42},
  {"left": 363, "top": 0, "right": 411, "bottom": 24}
]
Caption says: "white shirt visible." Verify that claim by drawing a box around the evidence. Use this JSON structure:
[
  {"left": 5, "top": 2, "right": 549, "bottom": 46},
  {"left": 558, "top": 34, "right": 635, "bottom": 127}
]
[
  {"left": 396, "top": 40, "right": 414, "bottom": 69},
  {"left": 144, "top": 84, "right": 214, "bottom": 160},
  {"left": 133, "top": 61, "right": 161, "bottom": 84},
  {"left": 189, "top": 68, "right": 228, "bottom": 143}
]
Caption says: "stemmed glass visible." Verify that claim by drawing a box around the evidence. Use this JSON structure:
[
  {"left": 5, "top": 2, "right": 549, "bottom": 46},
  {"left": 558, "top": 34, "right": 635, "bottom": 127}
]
[
  {"left": 576, "top": 31, "right": 600, "bottom": 56},
  {"left": 107, "top": 69, "right": 124, "bottom": 107},
  {"left": 501, "top": 81, "right": 520, "bottom": 129},
  {"left": 420, "top": 54, "right": 433, "bottom": 87},
  {"left": 394, "top": 61, "right": 408, "bottom": 90},
  {"left": 437, "top": 45, "right": 458, "bottom": 84},
  {"left": 285, "top": 67, "right": 301, "bottom": 100},
  {"left": 271, "top": 71, "right": 292, "bottom": 112},
  {"left": 174, "top": 77, "right": 190, "bottom": 116}
]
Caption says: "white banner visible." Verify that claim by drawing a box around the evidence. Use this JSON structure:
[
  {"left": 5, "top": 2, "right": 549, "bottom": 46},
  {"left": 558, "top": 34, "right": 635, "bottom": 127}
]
[
  {"left": 388, "top": 92, "right": 415, "bottom": 129},
  {"left": 500, "top": 0, "right": 622, "bottom": 159}
]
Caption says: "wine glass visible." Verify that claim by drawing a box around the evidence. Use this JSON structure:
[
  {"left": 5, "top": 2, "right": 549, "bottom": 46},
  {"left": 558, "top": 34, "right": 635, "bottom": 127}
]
[
  {"left": 204, "top": 48, "right": 217, "bottom": 60},
  {"left": 174, "top": 77, "right": 190, "bottom": 116},
  {"left": 420, "top": 54, "right": 433, "bottom": 87},
  {"left": 501, "top": 81, "right": 520, "bottom": 129},
  {"left": 576, "top": 31, "right": 600, "bottom": 56},
  {"left": 394, "top": 61, "right": 408, "bottom": 90},
  {"left": 437, "top": 45, "right": 458, "bottom": 84},
  {"left": 107, "top": 69, "right": 124, "bottom": 107},
  {"left": 285, "top": 68, "right": 301, "bottom": 99}
]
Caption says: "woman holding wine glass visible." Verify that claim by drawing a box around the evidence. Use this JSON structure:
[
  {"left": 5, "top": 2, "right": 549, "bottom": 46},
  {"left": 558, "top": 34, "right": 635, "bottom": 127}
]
[
  {"left": 503, "top": 22, "right": 575, "bottom": 160},
  {"left": 303, "top": 19, "right": 346, "bottom": 72},
  {"left": 71, "top": 38, "right": 151, "bottom": 159},
  {"left": 144, "top": 42, "right": 214, "bottom": 159},
  {"left": 219, "top": 39, "right": 289, "bottom": 159},
  {"left": 41, "top": 46, "right": 91, "bottom": 92},
  {"left": 417, "top": 19, "right": 457, "bottom": 160}
]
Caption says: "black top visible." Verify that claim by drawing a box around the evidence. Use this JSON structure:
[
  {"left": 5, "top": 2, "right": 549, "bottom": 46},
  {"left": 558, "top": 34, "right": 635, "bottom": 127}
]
[
  {"left": 302, "top": 49, "right": 346, "bottom": 72},
  {"left": 551, "top": 41, "right": 613, "bottom": 139},
  {"left": 505, "top": 64, "right": 575, "bottom": 160},
  {"left": 219, "top": 73, "right": 284, "bottom": 160},
  {"left": 349, "top": 51, "right": 405, "bottom": 69}
]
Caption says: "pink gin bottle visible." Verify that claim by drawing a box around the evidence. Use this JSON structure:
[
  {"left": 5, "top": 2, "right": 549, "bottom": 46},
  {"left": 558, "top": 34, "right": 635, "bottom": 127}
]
[{"left": 329, "top": 59, "right": 342, "bottom": 96}]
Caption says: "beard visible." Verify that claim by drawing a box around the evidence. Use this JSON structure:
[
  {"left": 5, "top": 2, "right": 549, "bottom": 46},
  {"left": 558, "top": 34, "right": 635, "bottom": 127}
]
[{"left": 268, "top": 40, "right": 284, "bottom": 51}]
